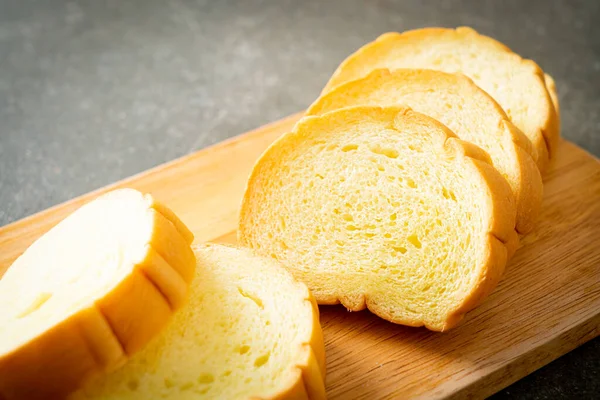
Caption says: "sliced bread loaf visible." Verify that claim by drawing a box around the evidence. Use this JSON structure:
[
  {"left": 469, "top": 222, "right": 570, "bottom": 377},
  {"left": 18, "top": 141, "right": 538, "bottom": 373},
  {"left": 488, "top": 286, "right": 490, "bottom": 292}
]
[
  {"left": 308, "top": 68, "right": 542, "bottom": 234},
  {"left": 0, "top": 189, "right": 195, "bottom": 400},
  {"left": 239, "top": 106, "right": 518, "bottom": 331},
  {"left": 322, "top": 27, "right": 559, "bottom": 171},
  {"left": 72, "top": 243, "right": 326, "bottom": 400}
]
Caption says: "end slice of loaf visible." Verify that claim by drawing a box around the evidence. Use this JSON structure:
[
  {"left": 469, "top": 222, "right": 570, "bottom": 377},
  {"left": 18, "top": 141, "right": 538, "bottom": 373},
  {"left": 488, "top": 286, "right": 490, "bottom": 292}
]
[
  {"left": 0, "top": 188, "right": 195, "bottom": 400},
  {"left": 322, "top": 27, "right": 560, "bottom": 171},
  {"left": 239, "top": 106, "right": 518, "bottom": 331},
  {"left": 308, "top": 68, "right": 542, "bottom": 234},
  {"left": 72, "top": 243, "right": 326, "bottom": 400}
]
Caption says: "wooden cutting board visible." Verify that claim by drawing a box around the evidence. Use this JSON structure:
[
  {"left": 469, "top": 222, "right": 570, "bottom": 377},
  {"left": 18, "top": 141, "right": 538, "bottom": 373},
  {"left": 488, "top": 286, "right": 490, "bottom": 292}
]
[{"left": 1, "top": 113, "right": 599, "bottom": 399}]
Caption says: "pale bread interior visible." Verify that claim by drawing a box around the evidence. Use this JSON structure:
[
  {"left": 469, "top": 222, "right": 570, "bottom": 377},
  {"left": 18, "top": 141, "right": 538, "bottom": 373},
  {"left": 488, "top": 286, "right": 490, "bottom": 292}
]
[
  {"left": 323, "top": 27, "right": 559, "bottom": 170},
  {"left": 0, "top": 188, "right": 195, "bottom": 399},
  {"left": 308, "top": 68, "right": 542, "bottom": 234},
  {"left": 0, "top": 188, "right": 194, "bottom": 356},
  {"left": 239, "top": 106, "right": 516, "bottom": 331},
  {"left": 72, "top": 243, "right": 325, "bottom": 400}
]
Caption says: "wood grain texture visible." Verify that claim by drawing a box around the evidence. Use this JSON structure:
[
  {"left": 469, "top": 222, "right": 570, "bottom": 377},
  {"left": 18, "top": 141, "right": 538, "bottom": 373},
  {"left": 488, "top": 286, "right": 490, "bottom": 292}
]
[{"left": 1, "top": 113, "right": 599, "bottom": 399}]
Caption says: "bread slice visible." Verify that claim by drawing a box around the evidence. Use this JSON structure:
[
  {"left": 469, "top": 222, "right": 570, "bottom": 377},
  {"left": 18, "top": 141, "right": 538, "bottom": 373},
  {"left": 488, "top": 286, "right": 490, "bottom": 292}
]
[
  {"left": 239, "top": 106, "right": 518, "bottom": 331},
  {"left": 0, "top": 189, "right": 195, "bottom": 400},
  {"left": 544, "top": 73, "right": 561, "bottom": 128},
  {"left": 322, "top": 27, "right": 559, "bottom": 171},
  {"left": 72, "top": 243, "right": 326, "bottom": 400},
  {"left": 308, "top": 68, "right": 542, "bottom": 234}
]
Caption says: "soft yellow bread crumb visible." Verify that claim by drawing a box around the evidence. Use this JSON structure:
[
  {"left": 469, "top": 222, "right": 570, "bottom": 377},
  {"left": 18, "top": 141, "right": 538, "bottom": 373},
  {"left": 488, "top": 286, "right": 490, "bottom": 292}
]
[
  {"left": 308, "top": 68, "right": 542, "bottom": 234},
  {"left": 322, "top": 27, "right": 560, "bottom": 171},
  {"left": 239, "top": 106, "right": 518, "bottom": 331},
  {"left": 0, "top": 189, "right": 195, "bottom": 400},
  {"left": 71, "top": 243, "right": 326, "bottom": 400}
]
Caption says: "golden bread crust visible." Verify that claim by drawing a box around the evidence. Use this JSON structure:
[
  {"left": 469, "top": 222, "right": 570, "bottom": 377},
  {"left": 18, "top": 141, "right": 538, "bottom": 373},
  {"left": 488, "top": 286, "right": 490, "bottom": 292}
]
[
  {"left": 0, "top": 189, "right": 195, "bottom": 400},
  {"left": 239, "top": 106, "right": 517, "bottom": 331},
  {"left": 309, "top": 68, "right": 543, "bottom": 233},
  {"left": 322, "top": 27, "right": 559, "bottom": 172}
]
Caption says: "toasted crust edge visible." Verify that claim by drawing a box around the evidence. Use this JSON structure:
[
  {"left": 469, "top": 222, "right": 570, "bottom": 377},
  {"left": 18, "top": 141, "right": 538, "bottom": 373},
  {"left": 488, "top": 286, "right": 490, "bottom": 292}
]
[
  {"left": 239, "top": 106, "right": 517, "bottom": 331},
  {"left": 321, "top": 26, "right": 560, "bottom": 171}
]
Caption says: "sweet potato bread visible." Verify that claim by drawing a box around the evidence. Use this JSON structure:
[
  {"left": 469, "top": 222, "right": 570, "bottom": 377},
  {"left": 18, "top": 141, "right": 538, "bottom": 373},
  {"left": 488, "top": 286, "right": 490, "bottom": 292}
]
[
  {"left": 308, "top": 68, "right": 542, "bottom": 234},
  {"left": 322, "top": 27, "right": 560, "bottom": 171},
  {"left": 72, "top": 243, "right": 326, "bottom": 400},
  {"left": 239, "top": 106, "right": 518, "bottom": 331},
  {"left": 0, "top": 189, "right": 195, "bottom": 400}
]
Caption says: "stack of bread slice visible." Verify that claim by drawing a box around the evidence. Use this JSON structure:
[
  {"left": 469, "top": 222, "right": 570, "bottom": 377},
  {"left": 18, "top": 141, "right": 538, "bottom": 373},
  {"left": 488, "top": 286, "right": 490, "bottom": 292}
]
[
  {"left": 0, "top": 190, "right": 325, "bottom": 400},
  {"left": 240, "top": 27, "right": 559, "bottom": 331}
]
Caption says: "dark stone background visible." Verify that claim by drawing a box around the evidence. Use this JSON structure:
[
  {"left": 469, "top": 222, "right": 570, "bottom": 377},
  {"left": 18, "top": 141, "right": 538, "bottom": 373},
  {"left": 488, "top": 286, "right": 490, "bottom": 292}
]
[{"left": 1, "top": 1, "right": 598, "bottom": 398}]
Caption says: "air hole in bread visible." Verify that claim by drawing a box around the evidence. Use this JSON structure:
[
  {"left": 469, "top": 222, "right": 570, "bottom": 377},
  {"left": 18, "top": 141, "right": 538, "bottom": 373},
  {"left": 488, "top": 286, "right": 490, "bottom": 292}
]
[
  {"left": 442, "top": 187, "right": 457, "bottom": 201},
  {"left": 254, "top": 352, "right": 271, "bottom": 368},
  {"left": 17, "top": 292, "right": 53, "bottom": 318},
  {"left": 407, "top": 234, "right": 422, "bottom": 249},
  {"left": 197, "top": 374, "right": 214, "bottom": 384},
  {"left": 342, "top": 214, "right": 354, "bottom": 222},
  {"left": 369, "top": 144, "right": 399, "bottom": 159},
  {"left": 164, "top": 378, "right": 175, "bottom": 389},
  {"left": 237, "top": 345, "right": 250, "bottom": 355},
  {"left": 342, "top": 144, "right": 359, "bottom": 152},
  {"left": 127, "top": 379, "right": 139, "bottom": 391},
  {"left": 392, "top": 246, "right": 407, "bottom": 254},
  {"left": 238, "top": 288, "right": 264, "bottom": 309}
]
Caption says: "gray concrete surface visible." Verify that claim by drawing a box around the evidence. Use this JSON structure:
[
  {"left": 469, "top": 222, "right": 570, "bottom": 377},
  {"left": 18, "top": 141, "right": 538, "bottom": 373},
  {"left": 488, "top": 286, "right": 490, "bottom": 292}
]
[{"left": 0, "top": 0, "right": 598, "bottom": 398}]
